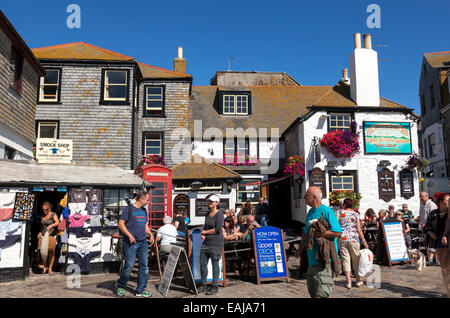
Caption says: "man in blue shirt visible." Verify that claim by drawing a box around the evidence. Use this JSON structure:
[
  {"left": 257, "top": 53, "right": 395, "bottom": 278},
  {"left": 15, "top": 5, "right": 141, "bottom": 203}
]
[
  {"left": 116, "top": 190, "right": 154, "bottom": 297},
  {"left": 300, "top": 186, "right": 342, "bottom": 298}
]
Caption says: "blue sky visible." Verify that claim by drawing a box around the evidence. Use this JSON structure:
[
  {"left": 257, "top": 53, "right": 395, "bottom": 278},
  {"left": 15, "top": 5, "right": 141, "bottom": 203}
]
[{"left": 2, "top": 0, "right": 450, "bottom": 114}]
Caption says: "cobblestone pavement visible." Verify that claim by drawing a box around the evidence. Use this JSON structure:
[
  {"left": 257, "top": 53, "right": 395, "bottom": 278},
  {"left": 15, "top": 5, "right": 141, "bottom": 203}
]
[{"left": 0, "top": 257, "right": 446, "bottom": 298}]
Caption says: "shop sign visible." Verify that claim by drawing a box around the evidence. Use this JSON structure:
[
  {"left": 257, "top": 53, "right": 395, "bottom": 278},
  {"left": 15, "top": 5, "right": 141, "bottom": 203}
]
[
  {"left": 195, "top": 196, "right": 229, "bottom": 217},
  {"left": 400, "top": 170, "right": 414, "bottom": 199},
  {"left": 363, "top": 122, "right": 412, "bottom": 154},
  {"left": 309, "top": 168, "right": 326, "bottom": 198},
  {"left": 174, "top": 194, "right": 190, "bottom": 213},
  {"left": 36, "top": 138, "right": 73, "bottom": 163},
  {"left": 378, "top": 168, "right": 395, "bottom": 202}
]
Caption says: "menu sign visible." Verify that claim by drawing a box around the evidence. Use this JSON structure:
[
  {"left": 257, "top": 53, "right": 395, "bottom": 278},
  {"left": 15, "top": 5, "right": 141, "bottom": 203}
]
[
  {"left": 309, "top": 168, "right": 326, "bottom": 198},
  {"left": 195, "top": 197, "right": 229, "bottom": 217},
  {"left": 173, "top": 194, "right": 190, "bottom": 213},
  {"left": 378, "top": 168, "right": 395, "bottom": 202},
  {"left": 400, "top": 170, "right": 414, "bottom": 199},
  {"left": 382, "top": 221, "right": 409, "bottom": 265}
]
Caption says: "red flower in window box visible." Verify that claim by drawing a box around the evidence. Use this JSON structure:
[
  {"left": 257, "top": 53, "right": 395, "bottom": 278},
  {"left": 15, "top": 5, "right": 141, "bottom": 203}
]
[
  {"left": 138, "top": 154, "right": 165, "bottom": 166},
  {"left": 320, "top": 123, "right": 360, "bottom": 158},
  {"left": 283, "top": 155, "right": 305, "bottom": 177}
]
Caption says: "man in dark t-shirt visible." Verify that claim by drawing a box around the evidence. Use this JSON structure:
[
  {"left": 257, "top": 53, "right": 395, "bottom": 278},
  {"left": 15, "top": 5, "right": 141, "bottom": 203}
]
[
  {"left": 255, "top": 197, "right": 269, "bottom": 226},
  {"left": 116, "top": 191, "right": 154, "bottom": 297}
]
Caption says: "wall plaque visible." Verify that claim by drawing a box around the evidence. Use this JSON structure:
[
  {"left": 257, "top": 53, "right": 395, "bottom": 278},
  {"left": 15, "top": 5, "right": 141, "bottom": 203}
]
[
  {"left": 309, "top": 168, "right": 326, "bottom": 198},
  {"left": 378, "top": 168, "right": 395, "bottom": 202},
  {"left": 174, "top": 194, "right": 190, "bottom": 214},
  {"left": 399, "top": 169, "right": 414, "bottom": 199}
]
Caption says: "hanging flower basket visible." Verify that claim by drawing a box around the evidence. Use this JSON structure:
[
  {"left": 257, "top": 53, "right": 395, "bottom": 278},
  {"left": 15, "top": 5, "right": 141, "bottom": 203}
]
[
  {"left": 220, "top": 153, "right": 258, "bottom": 166},
  {"left": 138, "top": 154, "right": 165, "bottom": 166},
  {"left": 283, "top": 155, "right": 305, "bottom": 177},
  {"left": 330, "top": 190, "right": 362, "bottom": 208},
  {"left": 320, "top": 121, "right": 360, "bottom": 158},
  {"left": 405, "top": 153, "right": 428, "bottom": 172}
]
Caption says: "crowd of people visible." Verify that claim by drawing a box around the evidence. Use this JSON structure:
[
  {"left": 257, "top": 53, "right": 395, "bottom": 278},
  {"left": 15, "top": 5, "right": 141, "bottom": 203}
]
[{"left": 296, "top": 187, "right": 450, "bottom": 299}]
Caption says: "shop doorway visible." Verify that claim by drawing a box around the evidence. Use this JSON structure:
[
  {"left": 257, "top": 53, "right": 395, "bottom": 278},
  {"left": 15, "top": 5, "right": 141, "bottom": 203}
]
[{"left": 30, "top": 190, "right": 66, "bottom": 273}]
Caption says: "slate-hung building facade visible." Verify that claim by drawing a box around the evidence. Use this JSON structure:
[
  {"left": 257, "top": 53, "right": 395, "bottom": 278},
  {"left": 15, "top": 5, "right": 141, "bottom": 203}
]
[
  {"left": 0, "top": 10, "right": 45, "bottom": 160},
  {"left": 31, "top": 42, "right": 192, "bottom": 169},
  {"left": 419, "top": 51, "right": 450, "bottom": 195}
]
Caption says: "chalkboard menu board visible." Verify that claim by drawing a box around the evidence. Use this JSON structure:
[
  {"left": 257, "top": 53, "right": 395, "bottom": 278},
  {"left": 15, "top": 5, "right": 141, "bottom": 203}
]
[
  {"left": 309, "top": 168, "right": 326, "bottom": 198},
  {"left": 378, "top": 168, "right": 395, "bottom": 202},
  {"left": 400, "top": 170, "right": 414, "bottom": 199},
  {"left": 195, "top": 196, "right": 229, "bottom": 217},
  {"left": 174, "top": 194, "right": 190, "bottom": 213}
]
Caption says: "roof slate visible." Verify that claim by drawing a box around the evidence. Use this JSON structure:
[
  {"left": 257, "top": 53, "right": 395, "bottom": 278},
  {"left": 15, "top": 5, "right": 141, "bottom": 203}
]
[
  {"left": 171, "top": 155, "right": 241, "bottom": 180},
  {"left": 424, "top": 51, "right": 450, "bottom": 68},
  {"left": 138, "top": 62, "right": 192, "bottom": 79}
]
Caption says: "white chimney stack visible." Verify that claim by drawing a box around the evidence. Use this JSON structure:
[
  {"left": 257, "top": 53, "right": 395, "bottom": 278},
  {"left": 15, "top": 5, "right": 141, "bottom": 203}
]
[{"left": 349, "top": 33, "right": 380, "bottom": 106}]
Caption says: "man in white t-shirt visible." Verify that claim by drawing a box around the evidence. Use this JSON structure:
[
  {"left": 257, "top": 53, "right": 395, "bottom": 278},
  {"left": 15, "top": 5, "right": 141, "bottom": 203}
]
[
  {"left": 156, "top": 216, "right": 178, "bottom": 253},
  {"left": 418, "top": 192, "right": 438, "bottom": 264}
]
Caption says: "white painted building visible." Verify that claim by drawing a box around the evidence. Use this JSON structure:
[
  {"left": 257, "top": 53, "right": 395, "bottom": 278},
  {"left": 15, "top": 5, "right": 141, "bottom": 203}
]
[{"left": 282, "top": 33, "right": 421, "bottom": 224}]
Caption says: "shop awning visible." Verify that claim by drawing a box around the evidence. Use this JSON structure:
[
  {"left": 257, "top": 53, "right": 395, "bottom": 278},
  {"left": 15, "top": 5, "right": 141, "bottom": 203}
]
[{"left": 0, "top": 160, "right": 146, "bottom": 188}]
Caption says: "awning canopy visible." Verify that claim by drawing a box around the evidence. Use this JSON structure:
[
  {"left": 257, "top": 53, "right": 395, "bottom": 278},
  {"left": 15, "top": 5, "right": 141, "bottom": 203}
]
[{"left": 0, "top": 160, "right": 146, "bottom": 188}]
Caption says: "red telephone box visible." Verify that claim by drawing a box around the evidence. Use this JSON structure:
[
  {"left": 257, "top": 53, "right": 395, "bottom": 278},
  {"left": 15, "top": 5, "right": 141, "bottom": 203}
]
[{"left": 135, "top": 164, "right": 172, "bottom": 230}]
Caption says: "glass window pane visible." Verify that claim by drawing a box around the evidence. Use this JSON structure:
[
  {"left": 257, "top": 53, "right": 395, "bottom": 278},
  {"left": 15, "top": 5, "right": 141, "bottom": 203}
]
[
  {"left": 39, "top": 124, "right": 57, "bottom": 138},
  {"left": 44, "top": 70, "right": 59, "bottom": 84},
  {"left": 333, "top": 177, "right": 342, "bottom": 183},
  {"left": 147, "top": 87, "right": 162, "bottom": 95},
  {"left": 343, "top": 183, "right": 353, "bottom": 190},
  {"left": 107, "top": 71, "right": 126, "bottom": 84},
  {"left": 333, "top": 184, "right": 343, "bottom": 190},
  {"left": 151, "top": 205, "right": 165, "bottom": 212},
  {"left": 43, "top": 86, "right": 57, "bottom": 99},
  {"left": 104, "top": 189, "right": 119, "bottom": 207},
  {"left": 108, "top": 86, "right": 127, "bottom": 98},
  {"left": 152, "top": 197, "right": 165, "bottom": 204},
  {"left": 343, "top": 177, "right": 353, "bottom": 183}
]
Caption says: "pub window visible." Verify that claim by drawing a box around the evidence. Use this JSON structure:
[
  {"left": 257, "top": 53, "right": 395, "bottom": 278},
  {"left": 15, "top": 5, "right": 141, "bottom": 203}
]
[
  {"left": 329, "top": 113, "right": 351, "bottom": 132},
  {"left": 103, "top": 189, "right": 130, "bottom": 227},
  {"left": 428, "top": 133, "right": 436, "bottom": 157},
  {"left": 144, "top": 132, "right": 162, "bottom": 156},
  {"left": 102, "top": 70, "right": 128, "bottom": 102},
  {"left": 39, "top": 69, "right": 61, "bottom": 102},
  {"left": 222, "top": 94, "right": 249, "bottom": 115},
  {"left": 144, "top": 86, "right": 164, "bottom": 116},
  {"left": 223, "top": 137, "right": 250, "bottom": 163},
  {"left": 237, "top": 179, "right": 260, "bottom": 204},
  {"left": 37, "top": 121, "right": 59, "bottom": 139},
  {"left": 10, "top": 46, "right": 23, "bottom": 95},
  {"left": 174, "top": 181, "right": 222, "bottom": 191},
  {"left": 331, "top": 175, "right": 354, "bottom": 191}
]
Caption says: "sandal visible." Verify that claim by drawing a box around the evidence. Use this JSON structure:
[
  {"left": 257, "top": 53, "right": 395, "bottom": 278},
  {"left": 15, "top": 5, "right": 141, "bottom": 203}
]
[{"left": 346, "top": 283, "right": 352, "bottom": 289}]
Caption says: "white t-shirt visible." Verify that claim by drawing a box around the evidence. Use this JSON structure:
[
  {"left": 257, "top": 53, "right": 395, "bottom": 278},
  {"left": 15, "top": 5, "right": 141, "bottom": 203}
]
[
  {"left": 157, "top": 224, "right": 178, "bottom": 245},
  {"left": 419, "top": 200, "right": 438, "bottom": 225}
]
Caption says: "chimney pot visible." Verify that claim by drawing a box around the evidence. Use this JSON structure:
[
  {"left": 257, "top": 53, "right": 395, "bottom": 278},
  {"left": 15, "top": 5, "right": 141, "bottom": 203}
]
[
  {"left": 177, "top": 47, "right": 183, "bottom": 59},
  {"left": 354, "top": 33, "right": 362, "bottom": 49},
  {"left": 174, "top": 47, "right": 186, "bottom": 74},
  {"left": 363, "top": 34, "right": 372, "bottom": 49},
  {"left": 343, "top": 68, "right": 349, "bottom": 79}
]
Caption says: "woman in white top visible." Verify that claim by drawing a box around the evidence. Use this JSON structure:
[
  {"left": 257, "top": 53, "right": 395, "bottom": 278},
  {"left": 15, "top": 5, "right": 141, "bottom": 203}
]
[{"left": 156, "top": 216, "right": 178, "bottom": 253}]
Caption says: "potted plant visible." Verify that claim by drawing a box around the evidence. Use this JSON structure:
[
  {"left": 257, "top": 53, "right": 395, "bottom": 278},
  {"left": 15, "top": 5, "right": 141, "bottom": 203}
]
[
  {"left": 320, "top": 121, "right": 360, "bottom": 158},
  {"left": 329, "top": 190, "right": 362, "bottom": 208},
  {"left": 283, "top": 155, "right": 305, "bottom": 177},
  {"left": 405, "top": 153, "right": 428, "bottom": 172},
  {"left": 138, "top": 154, "right": 165, "bottom": 166}
]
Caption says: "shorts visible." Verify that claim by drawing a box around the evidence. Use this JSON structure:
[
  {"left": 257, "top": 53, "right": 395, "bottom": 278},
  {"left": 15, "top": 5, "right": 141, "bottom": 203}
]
[
  {"left": 306, "top": 264, "right": 334, "bottom": 298},
  {"left": 339, "top": 241, "right": 360, "bottom": 273}
]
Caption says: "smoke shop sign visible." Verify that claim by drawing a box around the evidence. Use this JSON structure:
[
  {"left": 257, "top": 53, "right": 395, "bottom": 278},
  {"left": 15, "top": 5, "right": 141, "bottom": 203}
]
[{"left": 36, "top": 138, "right": 73, "bottom": 163}]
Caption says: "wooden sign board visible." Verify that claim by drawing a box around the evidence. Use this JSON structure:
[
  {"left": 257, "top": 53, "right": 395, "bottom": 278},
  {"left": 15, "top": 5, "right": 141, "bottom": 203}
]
[
  {"left": 378, "top": 168, "right": 395, "bottom": 202},
  {"left": 400, "top": 170, "right": 414, "bottom": 199},
  {"left": 157, "top": 245, "right": 197, "bottom": 297},
  {"left": 187, "top": 230, "right": 226, "bottom": 287},
  {"left": 195, "top": 198, "right": 229, "bottom": 217},
  {"left": 309, "top": 168, "right": 326, "bottom": 198},
  {"left": 252, "top": 227, "right": 289, "bottom": 285},
  {"left": 174, "top": 194, "right": 190, "bottom": 215},
  {"left": 381, "top": 221, "right": 410, "bottom": 267}
]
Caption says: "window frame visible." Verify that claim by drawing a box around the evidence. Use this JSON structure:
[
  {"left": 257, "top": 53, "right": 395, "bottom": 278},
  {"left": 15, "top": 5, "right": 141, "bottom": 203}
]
[
  {"left": 9, "top": 45, "right": 23, "bottom": 96},
  {"left": 100, "top": 69, "right": 130, "bottom": 105},
  {"left": 174, "top": 181, "right": 223, "bottom": 191},
  {"left": 428, "top": 133, "right": 436, "bottom": 157},
  {"left": 38, "top": 68, "right": 62, "bottom": 103},
  {"left": 142, "top": 131, "right": 164, "bottom": 157},
  {"left": 237, "top": 179, "right": 261, "bottom": 204},
  {"left": 222, "top": 137, "right": 251, "bottom": 164},
  {"left": 328, "top": 112, "right": 353, "bottom": 132},
  {"left": 143, "top": 85, "right": 165, "bottom": 117},
  {"left": 36, "top": 120, "right": 60, "bottom": 139},
  {"left": 219, "top": 91, "right": 251, "bottom": 116},
  {"left": 328, "top": 170, "right": 358, "bottom": 194}
]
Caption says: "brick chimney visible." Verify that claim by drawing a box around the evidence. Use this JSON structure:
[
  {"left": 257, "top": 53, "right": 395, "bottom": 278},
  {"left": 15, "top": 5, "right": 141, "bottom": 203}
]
[{"left": 174, "top": 47, "right": 186, "bottom": 74}]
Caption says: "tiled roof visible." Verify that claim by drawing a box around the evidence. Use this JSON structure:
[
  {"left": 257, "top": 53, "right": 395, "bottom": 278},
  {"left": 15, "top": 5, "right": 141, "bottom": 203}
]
[
  {"left": 138, "top": 62, "right": 192, "bottom": 79},
  {"left": 424, "top": 51, "right": 450, "bottom": 68},
  {"left": 314, "top": 83, "right": 408, "bottom": 108},
  {"left": 190, "top": 85, "right": 330, "bottom": 136},
  {"left": 171, "top": 155, "right": 241, "bottom": 180},
  {"left": 32, "top": 42, "right": 135, "bottom": 61}
]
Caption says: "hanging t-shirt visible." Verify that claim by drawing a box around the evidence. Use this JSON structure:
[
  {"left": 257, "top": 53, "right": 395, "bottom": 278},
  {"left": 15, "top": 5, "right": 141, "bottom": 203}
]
[
  {"left": 87, "top": 190, "right": 102, "bottom": 203},
  {"left": 120, "top": 205, "right": 148, "bottom": 243},
  {"left": 69, "top": 189, "right": 87, "bottom": 203},
  {"left": 87, "top": 202, "right": 102, "bottom": 215},
  {"left": 68, "top": 214, "right": 90, "bottom": 228}
]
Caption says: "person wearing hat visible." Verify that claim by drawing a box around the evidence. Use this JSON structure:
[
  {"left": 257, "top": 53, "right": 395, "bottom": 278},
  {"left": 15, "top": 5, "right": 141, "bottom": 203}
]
[
  {"left": 156, "top": 216, "right": 178, "bottom": 253},
  {"left": 198, "top": 194, "right": 224, "bottom": 296}
]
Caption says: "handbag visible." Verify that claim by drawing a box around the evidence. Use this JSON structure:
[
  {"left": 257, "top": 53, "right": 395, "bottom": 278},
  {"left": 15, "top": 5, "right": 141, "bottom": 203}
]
[{"left": 57, "top": 219, "right": 66, "bottom": 231}]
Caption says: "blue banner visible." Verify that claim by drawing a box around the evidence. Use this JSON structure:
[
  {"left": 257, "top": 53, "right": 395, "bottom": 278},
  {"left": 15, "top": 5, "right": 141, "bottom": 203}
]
[{"left": 254, "top": 227, "right": 287, "bottom": 280}]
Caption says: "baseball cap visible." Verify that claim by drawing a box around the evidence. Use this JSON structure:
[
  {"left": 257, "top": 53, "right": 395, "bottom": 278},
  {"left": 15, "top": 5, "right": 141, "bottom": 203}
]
[{"left": 208, "top": 194, "right": 220, "bottom": 203}]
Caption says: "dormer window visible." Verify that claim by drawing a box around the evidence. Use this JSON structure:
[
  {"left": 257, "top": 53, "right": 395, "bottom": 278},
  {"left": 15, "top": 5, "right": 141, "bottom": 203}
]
[{"left": 219, "top": 91, "right": 251, "bottom": 116}]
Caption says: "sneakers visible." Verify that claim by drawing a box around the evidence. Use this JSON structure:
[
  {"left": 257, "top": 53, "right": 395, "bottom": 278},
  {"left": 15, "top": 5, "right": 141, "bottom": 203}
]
[
  {"left": 355, "top": 281, "right": 364, "bottom": 287},
  {"left": 136, "top": 291, "right": 152, "bottom": 298},
  {"left": 206, "top": 286, "right": 218, "bottom": 296},
  {"left": 197, "top": 285, "right": 207, "bottom": 294},
  {"left": 115, "top": 283, "right": 125, "bottom": 297}
]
